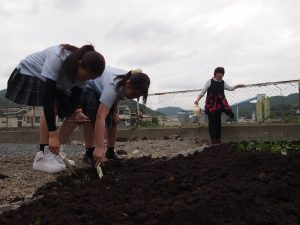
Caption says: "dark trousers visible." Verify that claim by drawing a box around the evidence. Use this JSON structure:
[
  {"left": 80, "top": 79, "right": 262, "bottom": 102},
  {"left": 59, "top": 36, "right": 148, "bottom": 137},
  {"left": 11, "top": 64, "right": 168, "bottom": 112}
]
[{"left": 207, "top": 111, "right": 222, "bottom": 143}]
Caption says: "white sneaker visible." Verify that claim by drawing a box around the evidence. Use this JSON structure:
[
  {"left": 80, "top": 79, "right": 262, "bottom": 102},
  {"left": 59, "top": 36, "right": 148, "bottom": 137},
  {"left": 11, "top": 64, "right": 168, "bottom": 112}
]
[
  {"left": 32, "top": 147, "right": 66, "bottom": 173},
  {"left": 54, "top": 145, "right": 76, "bottom": 166}
]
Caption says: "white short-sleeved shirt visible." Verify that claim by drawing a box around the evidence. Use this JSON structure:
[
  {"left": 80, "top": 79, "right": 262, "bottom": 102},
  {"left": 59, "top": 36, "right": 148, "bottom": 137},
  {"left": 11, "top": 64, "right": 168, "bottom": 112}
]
[
  {"left": 198, "top": 78, "right": 235, "bottom": 97},
  {"left": 87, "top": 66, "right": 128, "bottom": 109},
  {"left": 17, "top": 45, "right": 87, "bottom": 91}
]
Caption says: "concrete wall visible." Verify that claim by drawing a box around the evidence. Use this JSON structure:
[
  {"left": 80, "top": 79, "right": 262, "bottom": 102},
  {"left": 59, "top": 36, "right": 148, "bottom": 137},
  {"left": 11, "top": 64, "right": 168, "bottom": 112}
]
[{"left": 0, "top": 124, "right": 299, "bottom": 143}]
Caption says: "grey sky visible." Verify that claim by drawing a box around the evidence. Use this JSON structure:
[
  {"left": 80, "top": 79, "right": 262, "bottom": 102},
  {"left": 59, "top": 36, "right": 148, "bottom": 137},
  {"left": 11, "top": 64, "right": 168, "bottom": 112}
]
[{"left": 0, "top": 0, "right": 299, "bottom": 93}]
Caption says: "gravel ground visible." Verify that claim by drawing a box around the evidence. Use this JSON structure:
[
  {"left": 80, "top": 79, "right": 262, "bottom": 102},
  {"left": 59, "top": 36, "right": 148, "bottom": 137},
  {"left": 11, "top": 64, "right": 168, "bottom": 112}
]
[{"left": 0, "top": 137, "right": 202, "bottom": 206}]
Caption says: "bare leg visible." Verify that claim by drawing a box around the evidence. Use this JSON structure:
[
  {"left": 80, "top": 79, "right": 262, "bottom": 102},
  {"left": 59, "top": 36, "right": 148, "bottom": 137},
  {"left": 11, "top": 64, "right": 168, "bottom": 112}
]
[
  {"left": 106, "top": 124, "right": 117, "bottom": 148},
  {"left": 59, "top": 114, "right": 77, "bottom": 144},
  {"left": 39, "top": 108, "right": 59, "bottom": 145},
  {"left": 39, "top": 115, "right": 49, "bottom": 144},
  {"left": 105, "top": 124, "right": 126, "bottom": 159},
  {"left": 83, "top": 122, "right": 95, "bottom": 148}
]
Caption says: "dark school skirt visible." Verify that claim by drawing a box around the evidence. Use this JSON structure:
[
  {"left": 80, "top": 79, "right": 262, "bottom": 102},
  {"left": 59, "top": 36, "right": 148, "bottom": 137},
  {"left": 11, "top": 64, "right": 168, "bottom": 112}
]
[
  {"left": 5, "top": 68, "right": 45, "bottom": 106},
  {"left": 5, "top": 68, "right": 75, "bottom": 119},
  {"left": 81, "top": 87, "right": 115, "bottom": 127}
]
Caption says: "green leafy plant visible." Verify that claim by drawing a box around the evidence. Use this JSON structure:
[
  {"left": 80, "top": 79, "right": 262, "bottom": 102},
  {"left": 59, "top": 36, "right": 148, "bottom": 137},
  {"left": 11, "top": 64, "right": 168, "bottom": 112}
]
[{"left": 230, "top": 139, "right": 300, "bottom": 155}]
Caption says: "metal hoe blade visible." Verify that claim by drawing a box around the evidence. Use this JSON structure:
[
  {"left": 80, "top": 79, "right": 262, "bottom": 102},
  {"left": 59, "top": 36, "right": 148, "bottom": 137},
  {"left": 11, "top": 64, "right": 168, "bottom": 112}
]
[
  {"left": 96, "top": 163, "right": 103, "bottom": 179},
  {"left": 58, "top": 152, "right": 78, "bottom": 177}
]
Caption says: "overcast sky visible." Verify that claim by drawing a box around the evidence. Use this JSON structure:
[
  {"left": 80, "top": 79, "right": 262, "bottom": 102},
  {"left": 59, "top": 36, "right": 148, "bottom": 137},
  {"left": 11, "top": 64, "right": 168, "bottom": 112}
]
[{"left": 0, "top": 0, "right": 299, "bottom": 93}]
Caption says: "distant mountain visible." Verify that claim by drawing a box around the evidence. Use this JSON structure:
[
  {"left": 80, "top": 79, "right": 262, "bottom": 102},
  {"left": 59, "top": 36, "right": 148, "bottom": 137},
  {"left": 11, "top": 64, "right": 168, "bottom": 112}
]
[
  {"left": 155, "top": 93, "right": 299, "bottom": 117},
  {"left": 0, "top": 90, "right": 6, "bottom": 107},
  {"left": 156, "top": 107, "right": 186, "bottom": 116},
  {"left": 0, "top": 89, "right": 22, "bottom": 108},
  {"left": 0, "top": 89, "right": 5, "bottom": 98},
  {"left": 231, "top": 93, "right": 299, "bottom": 118},
  {"left": 0, "top": 89, "right": 298, "bottom": 118},
  {"left": 269, "top": 94, "right": 299, "bottom": 106},
  {"left": 120, "top": 99, "right": 165, "bottom": 116}
]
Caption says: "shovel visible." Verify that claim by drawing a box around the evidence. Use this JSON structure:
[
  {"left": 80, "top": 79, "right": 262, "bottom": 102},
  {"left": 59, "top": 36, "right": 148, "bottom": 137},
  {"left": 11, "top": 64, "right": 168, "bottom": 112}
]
[
  {"left": 95, "top": 162, "right": 104, "bottom": 179},
  {"left": 58, "top": 152, "right": 78, "bottom": 177}
]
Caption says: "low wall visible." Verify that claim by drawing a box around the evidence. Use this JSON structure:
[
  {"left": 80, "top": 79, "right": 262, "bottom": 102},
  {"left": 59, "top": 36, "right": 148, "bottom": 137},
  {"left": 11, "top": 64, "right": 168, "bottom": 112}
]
[{"left": 0, "top": 124, "right": 299, "bottom": 144}]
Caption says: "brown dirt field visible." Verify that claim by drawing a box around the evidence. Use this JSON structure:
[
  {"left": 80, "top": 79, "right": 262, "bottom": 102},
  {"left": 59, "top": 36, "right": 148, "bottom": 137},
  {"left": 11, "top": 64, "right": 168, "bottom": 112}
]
[
  {"left": 0, "top": 142, "right": 300, "bottom": 225},
  {"left": 0, "top": 139, "right": 200, "bottom": 205}
]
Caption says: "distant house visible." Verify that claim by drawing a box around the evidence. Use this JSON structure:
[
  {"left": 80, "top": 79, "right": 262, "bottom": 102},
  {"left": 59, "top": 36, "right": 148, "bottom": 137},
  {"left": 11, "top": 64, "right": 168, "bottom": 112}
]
[
  {"left": 141, "top": 114, "right": 153, "bottom": 123},
  {"left": 118, "top": 105, "right": 131, "bottom": 127},
  {"left": 1, "top": 104, "right": 148, "bottom": 129},
  {"left": 162, "top": 117, "right": 182, "bottom": 127},
  {"left": 23, "top": 107, "right": 43, "bottom": 127},
  {"left": 0, "top": 107, "right": 30, "bottom": 128},
  {"left": 23, "top": 107, "right": 63, "bottom": 127},
  {"left": 153, "top": 115, "right": 163, "bottom": 125},
  {"left": 177, "top": 111, "right": 189, "bottom": 124},
  {"left": 0, "top": 106, "right": 65, "bottom": 128}
]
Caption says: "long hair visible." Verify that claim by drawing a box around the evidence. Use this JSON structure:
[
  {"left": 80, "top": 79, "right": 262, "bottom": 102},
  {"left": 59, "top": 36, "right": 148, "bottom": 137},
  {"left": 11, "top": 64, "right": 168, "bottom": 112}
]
[
  {"left": 59, "top": 44, "right": 105, "bottom": 80},
  {"left": 115, "top": 71, "right": 150, "bottom": 104}
]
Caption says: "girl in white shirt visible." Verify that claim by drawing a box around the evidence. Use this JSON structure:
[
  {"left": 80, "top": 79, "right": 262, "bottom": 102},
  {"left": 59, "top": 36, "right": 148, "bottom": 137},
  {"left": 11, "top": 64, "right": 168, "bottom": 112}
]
[
  {"left": 79, "top": 67, "right": 150, "bottom": 165},
  {"left": 5, "top": 44, "right": 105, "bottom": 172}
]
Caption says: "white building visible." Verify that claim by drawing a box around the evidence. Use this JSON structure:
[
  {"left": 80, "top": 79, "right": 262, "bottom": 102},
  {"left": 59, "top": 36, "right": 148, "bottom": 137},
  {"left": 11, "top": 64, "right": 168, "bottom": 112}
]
[{"left": 0, "top": 107, "right": 29, "bottom": 128}]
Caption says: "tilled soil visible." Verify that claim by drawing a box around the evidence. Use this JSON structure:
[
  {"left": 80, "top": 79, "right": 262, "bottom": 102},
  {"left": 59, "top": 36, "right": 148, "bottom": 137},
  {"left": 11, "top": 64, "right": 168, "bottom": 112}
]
[
  {"left": 0, "top": 143, "right": 300, "bottom": 225},
  {"left": 0, "top": 139, "right": 200, "bottom": 205}
]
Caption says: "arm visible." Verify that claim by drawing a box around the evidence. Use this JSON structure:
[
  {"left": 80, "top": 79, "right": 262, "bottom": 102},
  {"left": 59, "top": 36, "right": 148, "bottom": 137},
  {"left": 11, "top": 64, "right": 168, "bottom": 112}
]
[
  {"left": 93, "top": 103, "right": 110, "bottom": 165},
  {"left": 234, "top": 84, "right": 246, "bottom": 89},
  {"left": 70, "top": 86, "right": 90, "bottom": 122},
  {"left": 224, "top": 81, "right": 245, "bottom": 91},
  {"left": 112, "top": 100, "right": 120, "bottom": 113},
  {"left": 194, "top": 79, "right": 211, "bottom": 105},
  {"left": 43, "top": 78, "right": 60, "bottom": 153},
  {"left": 194, "top": 95, "right": 202, "bottom": 105},
  {"left": 111, "top": 100, "right": 120, "bottom": 125},
  {"left": 41, "top": 51, "right": 66, "bottom": 153}
]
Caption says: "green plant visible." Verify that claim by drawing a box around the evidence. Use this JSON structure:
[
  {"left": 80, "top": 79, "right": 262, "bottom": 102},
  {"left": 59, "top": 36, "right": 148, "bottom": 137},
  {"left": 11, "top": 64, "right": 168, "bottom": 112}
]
[
  {"left": 152, "top": 117, "right": 159, "bottom": 126},
  {"left": 231, "top": 139, "right": 300, "bottom": 155}
]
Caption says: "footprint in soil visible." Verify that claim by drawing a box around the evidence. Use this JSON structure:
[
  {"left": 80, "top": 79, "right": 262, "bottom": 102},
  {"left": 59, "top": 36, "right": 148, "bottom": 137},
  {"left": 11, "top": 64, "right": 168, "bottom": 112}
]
[{"left": 0, "top": 174, "right": 9, "bottom": 179}]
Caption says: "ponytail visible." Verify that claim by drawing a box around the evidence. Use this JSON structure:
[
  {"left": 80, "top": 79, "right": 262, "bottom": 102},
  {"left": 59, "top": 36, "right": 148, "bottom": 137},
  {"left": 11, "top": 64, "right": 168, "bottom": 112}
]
[
  {"left": 115, "top": 71, "right": 132, "bottom": 91},
  {"left": 60, "top": 44, "right": 80, "bottom": 52},
  {"left": 115, "top": 70, "right": 150, "bottom": 104},
  {"left": 59, "top": 44, "right": 105, "bottom": 80}
]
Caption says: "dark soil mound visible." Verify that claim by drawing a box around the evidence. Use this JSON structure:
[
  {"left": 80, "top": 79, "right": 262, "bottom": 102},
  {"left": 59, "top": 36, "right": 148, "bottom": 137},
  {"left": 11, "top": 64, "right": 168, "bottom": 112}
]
[{"left": 0, "top": 144, "right": 300, "bottom": 225}]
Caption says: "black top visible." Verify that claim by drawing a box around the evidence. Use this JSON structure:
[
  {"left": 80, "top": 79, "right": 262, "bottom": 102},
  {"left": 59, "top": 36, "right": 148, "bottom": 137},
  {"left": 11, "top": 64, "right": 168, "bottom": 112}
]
[
  {"left": 205, "top": 79, "right": 234, "bottom": 118},
  {"left": 206, "top": 79, "right": 225, "bottom": 98}
]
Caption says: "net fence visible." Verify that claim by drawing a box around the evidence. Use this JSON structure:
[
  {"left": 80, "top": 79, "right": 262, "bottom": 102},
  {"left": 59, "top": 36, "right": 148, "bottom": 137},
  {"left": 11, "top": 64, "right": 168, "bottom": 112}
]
[{"left": 0, "top": 79, "right": 299, "bottom": 129}]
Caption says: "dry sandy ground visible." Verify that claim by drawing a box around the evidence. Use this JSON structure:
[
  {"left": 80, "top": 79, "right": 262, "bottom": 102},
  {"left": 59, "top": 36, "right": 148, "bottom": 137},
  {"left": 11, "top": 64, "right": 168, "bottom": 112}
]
[{"left": 0, "top": 137, "right": 203, "bottom": 206}]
